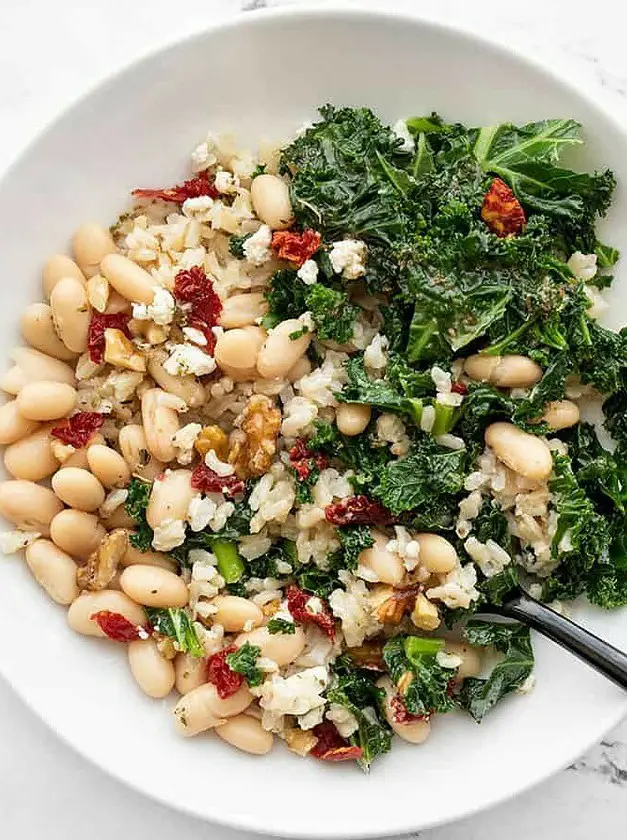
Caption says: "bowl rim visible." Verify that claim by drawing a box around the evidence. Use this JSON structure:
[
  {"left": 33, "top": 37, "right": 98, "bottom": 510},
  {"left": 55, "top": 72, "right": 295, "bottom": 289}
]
[{"left": 1, "top": 4, "right": 626, "bottom": 837}]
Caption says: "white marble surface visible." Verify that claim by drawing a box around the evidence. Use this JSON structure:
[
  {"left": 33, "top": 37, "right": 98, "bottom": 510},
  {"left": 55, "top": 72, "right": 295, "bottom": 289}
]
[{"left": 0, "top": 0, "right": 626, "bottom": 837}]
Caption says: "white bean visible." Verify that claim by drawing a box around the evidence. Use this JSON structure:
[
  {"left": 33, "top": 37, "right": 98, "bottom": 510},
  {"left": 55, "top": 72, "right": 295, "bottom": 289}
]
[
  {"left": 234, "top": 626, "right": 306, "bottom": 667},
  {"left": 214, "top": 326, "right": 266, "bottom": 382},
  {"left": 122, "top": 542, "right": 178, "bottom": 573},
  {"left": 100, "top": 254, "right": 154, "bottom": 304},
  {"left": 67, "top": 589, "right": 146, "bottom": 637},
  {"left": 542, "top": 400, "right": 580, "bottom": 430},
  {"left": 16, "top": 381, "right": 77, "bottom": 421},
  {"left": 336, "top": 403, "right": 371, "bottom": 436},
  {"left": 0, "top": 480, "right": 64, "bottom": 536},
  {"left": 119, "top": 564, "right": 188, "bottom": 608},
  {"left": 485, "top": 422, "right": 553, "bottom": 481},
  {"left": 51, "top": 468, "right": 106, "bottom": 512},
  {"left": 256, "top": 319, "right": 311, "bottom": 379},
  {"left": 0, "top": 400, "right": 39, "bottom": 444},
  {"left": 87, "top": 444, "right": 131, "bottom": 488},
  {"left": 219, "top": 293, "right": 268, "bottom": 328},
  {"left": 415, "top": 533, "right": 457, "bottom": 574},
  {"left": 464, "top": 354, "right": 542, "bottom": 389},
  {"left": 50, "top": 277, "right": 91, "bottom": 353},
  {"left": 215, "top": 714, "right": 274, "bottom": 755},
  {"left": 358, "top": 530, "right": 404, "bottom": 585},
  {"left": 211, "top": 596, "right": 264, "bottom": 632},
  {"left": 20, "top": 303, "right": 77, "bottom": 361},
  {"left": 60, "top": 433, "right": 105, "bottom": 470},
  {"left": 25, "top": 539, "right": 79, "bottom": 605},
  {"left": 173, "top": 682, "right": 252, "bottom": 736},
  {"left": 146, "top": 469, "right": 194, "bottom": 530},
  {"left": 141, "top": 388, "right": 180, "bottom": 463},
  {"left": 147, "top": 351, "right": 205, "bottom": 408},
  {"left": 4, "top": 424, "right": 59, "bottom": 481},
  {"left": 43, "top": 254, "right": 86, "bottom": 298},
  {"left": 104, "top": 506, "right": 137, "bottom": 530},
  {"left": 174, "top": 653, "right": 207, "bottom": 695},
  {"left": 50, "top": 509, "right": 106, "bottom": 558},
  {"left": 250, "top": 175, "right": 293, "bottom": 230},
  {"left": 377, "top": 677, "right": 431, "bottom": 744},
  {"left": 128, "top": 638, "right": 176, "bottom": 698},
  {"left": 1, "top": 347, "right": 76, "bottom": 395},
  {"left": 444, "top": 641, "right": 483, "bottom": 679},
  {"left": 72, "top": 223, "right": 117, "bottom": 278}
]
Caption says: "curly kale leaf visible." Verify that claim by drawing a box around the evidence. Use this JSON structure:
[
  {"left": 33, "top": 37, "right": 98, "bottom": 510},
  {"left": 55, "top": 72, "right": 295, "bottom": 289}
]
[
  {"left": 457, "top": 384, "right": 514, "bottom": 458},
  {"left": 305, "top": 284, "right": 360, "bottom": 344},
  {"left": 338, "top": 355, "right": 423, "bottom": 423},
  {"left": 458, "top": 620, "right": 534, "bottom": 722},
  {"left": 328, "top": 656, "right": 392, "bottom": 771},
  {"left": 145, "top": 608, "right": 204, "bottom": 657},
  {"left": 125, "top": 478, "right": 153, "bottom": 551},
  {"left": 382, "top": 636, "right": 456, "bottom": 717},
  {"left": 226, "top": 642, "right": 264, "bottom": 687},
  {"left": 263, "top": 269, "right": 308, "bottom": 328},
  {"left": 375, "top": 438, "right": 466, "bottom": 515},
  {"left": 266, "top": 618, "right": 296, "bottom": 635},
  {"left": 337, "top": 525, "right": 374, "bottom": 571},
  {"left": 308, "top": 420, "right": 389, "bottom": 497}
]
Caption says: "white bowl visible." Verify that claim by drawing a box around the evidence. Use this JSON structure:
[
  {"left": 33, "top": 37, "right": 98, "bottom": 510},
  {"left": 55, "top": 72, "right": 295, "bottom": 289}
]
[{"left": 0, "top": 6, "right": 626, "bottom": 837}]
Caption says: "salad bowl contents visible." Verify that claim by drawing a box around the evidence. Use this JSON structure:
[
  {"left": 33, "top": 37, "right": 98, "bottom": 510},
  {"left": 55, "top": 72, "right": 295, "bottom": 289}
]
[{"left": 2, "top": 102, "right": 625, "bottom": 772}]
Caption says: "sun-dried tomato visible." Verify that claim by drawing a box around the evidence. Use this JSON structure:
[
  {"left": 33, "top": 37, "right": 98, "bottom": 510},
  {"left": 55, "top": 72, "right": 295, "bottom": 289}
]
[
  {"left": 91, "top": 610, "right": 147, "bottom": 642},
  {"left": 87, "top": 312, "right": 132, "bottom": 364},
  {"left": 51, "top": 412, "right": 105, "bottom": 448},
  {"left": 173, "top": 266, "right": 222, "bottom": 354},
  {"left": 271, "top": 229, "right": 322, "bottom": 267},
  {"left": 390, "top": 694, "right": 430, "bottom": 725},
  {"left": 206, "top": 645, "right": 244, "bottom": 699},
  {"left": 191, "top": 463, "right": 244, "bottom": 497},
  {"left": 451, "top": 381, "right": 468, "bottom": 395},
  {"left": 325, "top": 495, "right": 395, "bottom": 526},
  {"left": 481, "top": 177, "right": 526, "bottom": 238},
  {"left": 132, "top": 171, "right": 219, "bottom": 204},
  {"left": 288, "top": 439, "right": 328, "bottom": 481},
  {"left": 310, "top": 722, "right": 363, "bottom": 762},
  {"left": 286, "top": 585, "right": 336, "bottom": 639}
]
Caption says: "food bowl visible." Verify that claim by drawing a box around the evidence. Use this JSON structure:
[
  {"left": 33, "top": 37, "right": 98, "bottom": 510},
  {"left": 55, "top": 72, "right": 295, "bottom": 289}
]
[{"left": 0, "top": 6, "right": 625, "bottom": 837}]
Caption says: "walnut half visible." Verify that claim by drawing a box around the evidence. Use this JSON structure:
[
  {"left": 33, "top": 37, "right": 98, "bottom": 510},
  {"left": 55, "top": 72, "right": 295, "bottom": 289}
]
[
  {"left": 228, "top": 394, "right": 281, "bottom": 480},
  {"left": 77, "top": 529, "right": 128, "bottom": 591}
]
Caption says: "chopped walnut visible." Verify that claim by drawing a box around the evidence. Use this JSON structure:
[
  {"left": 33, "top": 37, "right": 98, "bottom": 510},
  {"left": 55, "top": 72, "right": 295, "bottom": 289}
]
[
  {"left": 155, "top": 636, "right": 177, "bottom": 660},
  {"left": 228, "top": 394, "right": 281, "bottom": 480},
  {"left": 261, "top": 599, "right": 282, "bottom": 617},
  {"left": 346, "top": 639, "right": 385, "bottom": 671},
  {"left": 283, "top": 726, "right": 318, "bottom": 756},
  {"left": 86, "top": 275, "right": 110, "bottom": 313},
  {"left": 372, "top": 585, "right": 418, "bottom": 625},
  {"left": 397, "top": 670, "right": 414, "bottom": 695},
  {"left": 411, "top": 592, "right": 441, "bottom": 631},
  {"left": 194, "top": 425, "right": 230, "bottom": 461},
  {"left": 77, "top": 529, "right": 128, "bottom": 591},
  {"left": 104, "top": 328, "right": 146, "bottom": 372}
]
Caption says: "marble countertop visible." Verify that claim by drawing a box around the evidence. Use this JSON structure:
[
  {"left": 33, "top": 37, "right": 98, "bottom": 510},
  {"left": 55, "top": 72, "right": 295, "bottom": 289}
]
[{"left": 0, "top": 1, "right": 625, "bottom": 837}]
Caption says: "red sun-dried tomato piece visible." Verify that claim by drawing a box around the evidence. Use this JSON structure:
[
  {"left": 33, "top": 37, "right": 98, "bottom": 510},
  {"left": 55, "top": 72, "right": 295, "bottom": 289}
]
[
  {"left": 206, "top": 645, "right": 244, "bottom": 699},
  {"left": 481, "top": 177, "right": 526, "bottom": 238},
  {"left": 191, "top": 463, "right": 244, "bottom": 498},
  {"left": 173, "top": 266, "right": 223, "bottom": 354},
  {"left": 51, "top": 412, "right": 105, "bottom": 448},
  {"left": 451, "top": 381, "right": 468, "bottom": 395},
  {"left": 390, "top": 694, "right": 430, "bottom": 725},
  {"left": 325, "top": 495, "right": 395, "bottom": 526},
  {"left": 286, "top": 585, "right": 336, "bottom": 639},
  {"left": 271, "top": 229, "right": 322, "bottom": 267},
  {"left": 91, "top": 611, "right": 147, "bottom": 642},
  {"left": 310, "top": 722, "right": 363, "bottom": 762},
  {"left": 87, "top": 311, "right": 132, "bottom": 364},
  {"left": 288, "top": 439, "right": 329, "bottom": 481},
  {"left": 132, "top": 172, "right": 219, "bottom": 204}
]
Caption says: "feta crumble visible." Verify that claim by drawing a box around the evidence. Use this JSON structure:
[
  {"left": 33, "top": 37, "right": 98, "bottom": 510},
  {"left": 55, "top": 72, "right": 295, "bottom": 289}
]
[
  {"left": 204, "top": 448, "right": 234, "bottom": 476},
  {"left": 152, "top": 519, "right": 186, "bottom": 552},
  {"left": 296, "top": 259, "right": 319, "bottom": 285},
  {"left": 187, "top": 495, "right": 216, "bottom": 532},
  {"left": 214, "top": 169, "right": 239, "bottom": 194},
  {"left": 132, "top": 286, "right": 175, "bottom": 326},
  {"left": 243, "top": 225, "right": 273, "bottom": 266},
  {"left": 256, "top": 666, "right": 329, "bottom": 733},
  {"left": 329, "top": 239, "right": 367, "bottom": 279},
  {"left": 182, "top": 326, "right": 208, "bottom": 346},
  {"left": 172, "top": 422, "right": 202, "bottom": 465},
  {"left": 392, "top": 118, "right": 415, "bottom": 152},
  {"left": 163, "top": 344, "right": 216, "bottom": 377}
]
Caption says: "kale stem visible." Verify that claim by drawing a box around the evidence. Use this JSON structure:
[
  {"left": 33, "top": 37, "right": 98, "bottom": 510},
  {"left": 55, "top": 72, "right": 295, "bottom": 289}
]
[
  {"left": 212, "top": 539, "right": 245, "bottom": 584},
  {"left": 482, "top": 319, "right": 535, "bottom": 356}
]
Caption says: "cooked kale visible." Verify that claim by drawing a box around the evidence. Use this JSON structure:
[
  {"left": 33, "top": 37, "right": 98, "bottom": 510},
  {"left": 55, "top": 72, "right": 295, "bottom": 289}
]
[
  {"left": 337, "top": 525, "right": 374, "bottom": 571},
  {"left": 382, "top": 636, "right": 456, "bottom": 717},
  {"left": 124, "top": 478, "right": 154, "bottom": 551},
  {"left": 145, "top": 608, "right": 204, "bottom": 657},
  {"left": 226, "top": 642, "right": 264, "bottom": 687},
  {"left": 266, "top": 618, "right": 296, "bottom": 635}
]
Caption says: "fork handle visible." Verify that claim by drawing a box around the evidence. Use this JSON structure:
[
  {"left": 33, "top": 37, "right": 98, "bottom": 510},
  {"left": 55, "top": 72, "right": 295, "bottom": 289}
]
[{"left": 498, "top": 592, "right": 627, "bottom": 691}]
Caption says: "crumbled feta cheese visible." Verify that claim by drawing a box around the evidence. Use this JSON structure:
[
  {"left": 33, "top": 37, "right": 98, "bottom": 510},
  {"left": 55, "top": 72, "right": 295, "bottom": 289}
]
[
  {"left": 326, "top": 703, "right": 359, "bottom": 738},
  {"left": 392, "top": 118, "right": 415, "bottom": 152},
  {"left": 329, "top": 239, "right": 367, "bottom": 279},
  {"left": 214, "top": 169, "right": 239, "bottom": 194},
  {"left": 182, "top": 326, "right": 208, "bottom": 346},
  {"left": 386, "top": 526, "right": 421, "bottom": 571},
  {"left": 182, "top": 196, "right": 215, "bottom": 219},
  {"left": 187, "top": 495, "right": 217, "bottom": 532},
  {"left": 204, "top": 448, "right": 234, "bottom": 476},
  {"left": 0, "top": 530, "right": 40, "bottom": 555},
  {"left": 190, "top": 138, "right": 218, "bottom": 172},
  {"left": 584, "top": 284, "right": 609, "bottom": 320},
  {"left": 243, "top": 225, "right": 273, "bottom": 266},
  {"left": 211, "top": 501, "right": 235, "bottom": 532},
  {"left": 152, "top": 519, "right": 186, "bottom": 551},
  {"left": 163, "top": 344, "right": 216, "bottom": 377},
  {"left": 99, "top": 488, "right": 128, "bottom": 519},
  {"left": 173, "top": 422, "right": 202, "bottom": 465},
  {"left": 363, "top": 333, "right": 389, "bottom": 371},
  {"left": 567, "top": 251, "right": 597, "bottom": 282},
  {"left": 132, "top": 286, "right": 175, "bottom": 326},
  {"left": 296, "top": 259, "right": 319, "bottom": 285}
]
